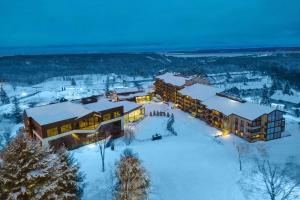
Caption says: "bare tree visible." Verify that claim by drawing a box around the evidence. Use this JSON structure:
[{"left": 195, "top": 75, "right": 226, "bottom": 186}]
[
  {"left": 124, "top": 124, "right": 135, "bottom": 145},
  {"left": 234, "top": 142, "right": 249, "bottom": 171},
  {"left": 96, "top": 131, "right": 110, "bottom": 172},
  {"left": 241, "top": 157, "right": 300, "bottom": 200}
]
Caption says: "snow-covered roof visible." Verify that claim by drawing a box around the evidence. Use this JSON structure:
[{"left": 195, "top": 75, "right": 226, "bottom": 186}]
[
  {"left": 118, "top": 91, "right": 153, "bottom": 100},
  {"left": 25, "top": 102, "right": 92, "bottom": 125},
  {"left": 270, "top": 91, "right": 300, "bottom": 104},
  {"left": 82, "top": 100, "right": 122, "bottom": 112},
  {"left": 114, "top": 87, "right": 141, "bottom": 94},
  {"left": 114, "top": 101, "right": 142, "bottom": 114},
  {"left": 203, "top": 96, "right": 276, "bottom": 120},
  {"left": 179, "top": 83, "right": 223, "bottom": 101},
  {"left": 26, "top": 98, "right": 143, "bottom": 125},
  {"left": 82, "top": 99, "right": 141, "bottom": 114},
  {"left": 156, "top": 72, "right": 188, "bottom": 87}
]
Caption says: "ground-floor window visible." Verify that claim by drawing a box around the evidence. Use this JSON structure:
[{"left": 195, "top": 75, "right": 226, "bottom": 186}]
[
  {"left": 124, "top": 108, "right": 144, "bottom": 123},
  {"left": 103, "top": 113, "right": 111, "bottom": 121},
  {"left": 61, "top": 124, "right": 72, "bottom": 133},
  {"left": 47, "top": 127, "right": 58, "bottom": 137}
]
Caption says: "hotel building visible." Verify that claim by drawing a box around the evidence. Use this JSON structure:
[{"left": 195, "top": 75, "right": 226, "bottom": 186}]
[
  {"left": 23, "top": 99, "right": 144, "bottom": 149},
  {"left": 155, "top": 73, "right": 285, "bottom": 142}
]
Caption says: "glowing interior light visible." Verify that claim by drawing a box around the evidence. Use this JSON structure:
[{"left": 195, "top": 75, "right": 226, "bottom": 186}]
[{"left": 21, "top": 92, "right": 27, "bottom": 96}]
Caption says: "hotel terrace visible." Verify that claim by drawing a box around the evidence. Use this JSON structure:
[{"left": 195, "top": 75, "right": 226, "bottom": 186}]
[
  {"left": 155, "top": 72, "right": 285, "bottom": 142},
  {"left": 23, "top": 98, "right": 144, "bottom": 150}
]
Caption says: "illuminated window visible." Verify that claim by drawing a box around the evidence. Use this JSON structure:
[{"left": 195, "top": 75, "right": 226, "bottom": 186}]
[
  {"left": 79, "top": 120, "right": 88, "bottom": 128},
  {"left": 136, "top": 96, "right": 151, "bottom": 103},
  {"left": 103, "top": 113, "right": 111, "bottom": 121},
  {"left": 47, "top": 127, "right": 58, "bottom": 137},
  {"left": 60, "top": 124, "right": 72, "bottom": 133},
  {"left": 88, "top": 117, "right": 94, "bottom": 126},
  {"left": 114, "top": 111, "right": 121, "bottom": 118}
]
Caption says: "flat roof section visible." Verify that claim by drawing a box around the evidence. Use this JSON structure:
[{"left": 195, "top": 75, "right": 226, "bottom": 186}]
[
  {"left": 203, "top": 96, "right": 276, "bottom": 120},
  {"left": 82, "top": 99, "right": 142, "bottom": 114},
  {"left": 25, "top": 102, "right": 92, "bottom": 125},
  {"left": 156, "top": 72, "right": 188, "bottom": 87},
  {"left": 179, "top": 83, "right": 223, "bottom": 101}
]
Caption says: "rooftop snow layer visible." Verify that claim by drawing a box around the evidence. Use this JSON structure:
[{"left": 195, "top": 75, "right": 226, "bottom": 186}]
[
  {"left": 83, "top": 99, "right": 141, "bottom": 114},
  {"left": 114, "top": 87, "right": 141, "bottom": 94},
  {"left": 25, "top": 102, "right": 92, "bottom": 125},
  {"left": 82, "top": 99, "right": 122, "bottom": 112},
  {"left": 114, "top": 101, "right": 142, "bottom": 114},
  {"left": 203, "top": 96, "right": 275, "bottom": 120},
  {"left": 179, "top": 83, "right": 223, "bottom": 101},
  {"left": 156, "top": 72, "right": 188, "bottom": 87}
]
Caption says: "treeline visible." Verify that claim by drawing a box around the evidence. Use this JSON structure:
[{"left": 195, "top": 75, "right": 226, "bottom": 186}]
[{"left": 0, "top": 52, "right": 300, "bottom": 88}]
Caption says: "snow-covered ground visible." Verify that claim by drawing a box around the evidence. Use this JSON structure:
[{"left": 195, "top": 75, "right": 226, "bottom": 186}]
[
  {"left": 73, "top": 102, "right": 300, "bottom": 200},
  {"left": 0, "top": 72, "right": 299, "bottom": 199}
]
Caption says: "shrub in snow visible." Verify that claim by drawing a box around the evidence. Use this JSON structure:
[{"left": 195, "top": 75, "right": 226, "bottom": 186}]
[
  {"left": 114, "top": 149, "right": 150, "bottom": 200},
  {"left": 0, "top": 134, "right": 85, "bottom": 200}
]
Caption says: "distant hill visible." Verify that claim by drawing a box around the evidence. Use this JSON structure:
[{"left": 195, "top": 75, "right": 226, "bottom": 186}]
[{"left": 0, "top": 50, "right": 299, "bottom": 88}]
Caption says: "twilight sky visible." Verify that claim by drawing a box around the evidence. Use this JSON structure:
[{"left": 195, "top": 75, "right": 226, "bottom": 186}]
[{"left": 0, "top": 0, "right": 300, "bottom": 51}]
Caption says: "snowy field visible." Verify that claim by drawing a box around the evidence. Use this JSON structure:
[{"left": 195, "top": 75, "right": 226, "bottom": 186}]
[{"left": 73, "top": 102, "right": 300, "bottom": 200}]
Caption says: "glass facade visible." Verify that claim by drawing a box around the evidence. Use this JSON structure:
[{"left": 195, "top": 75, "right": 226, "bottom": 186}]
[
  {"left": 124, "top": 108, "right": 144, "bottom": 123},
  {"left": 266, "top": 111, "right": 284, "bottom": 140}
]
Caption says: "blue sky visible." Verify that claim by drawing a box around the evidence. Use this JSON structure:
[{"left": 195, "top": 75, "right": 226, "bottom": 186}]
[{"left": 0, "top": 0, "right": 299, "bottom": 51}]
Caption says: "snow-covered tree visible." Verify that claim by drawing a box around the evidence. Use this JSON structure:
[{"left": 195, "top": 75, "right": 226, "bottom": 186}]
[
  {"left": 0, "top": 86, "right": 10, "bottom": 105},
  {"left": 0, "top": 134, "right": 84, "bottom": 200},
  {"left": 11, "top": 97, "right": 22, "bottom": 123},
  {"left": 124, "top": 125, "right": 135, "bottom": 145},
  {"left": 114, "top": 149, "right": 150, "bottom": 200},
  {"left": 55, "top": 148, "right": 86, "bottom": 199}
]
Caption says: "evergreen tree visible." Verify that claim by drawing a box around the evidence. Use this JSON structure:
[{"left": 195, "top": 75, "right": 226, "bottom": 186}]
[
  {"left": 114, "top": 149, "right": 150, "bottom": 200},
  {"left": 260, "top": 84, "right": 270, "bottom": 105},
  {"left": 105, "top": 76, "right": 110, "bottom": 93},
  {"left": 283, "top": 82, "right": 292, "bottom": 95},
  {"left": 0, "top": 134, "right": 84, "bottom": 200},
  {"left": 71, "top": 78, "right": 77, "bottom": 86},
  {"left": 295, "top": 109, "right": 300, "bottom": 118},
  {"left": 0, "top": 130, "right": 12, "bottom": 149},
  {"left": 55, "top": 148, "right": 86, "bottom": 199},
  {"left": 0, "top": 86, "right": 10, "bottom": 105},
  {"left": 12, "top": 97, "right": 22, "bottom": 123}
]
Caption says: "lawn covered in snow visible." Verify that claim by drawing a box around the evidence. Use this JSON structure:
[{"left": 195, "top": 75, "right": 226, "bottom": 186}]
[{"left": 73, "top": 102, "right": 300, "bottom": 200}]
